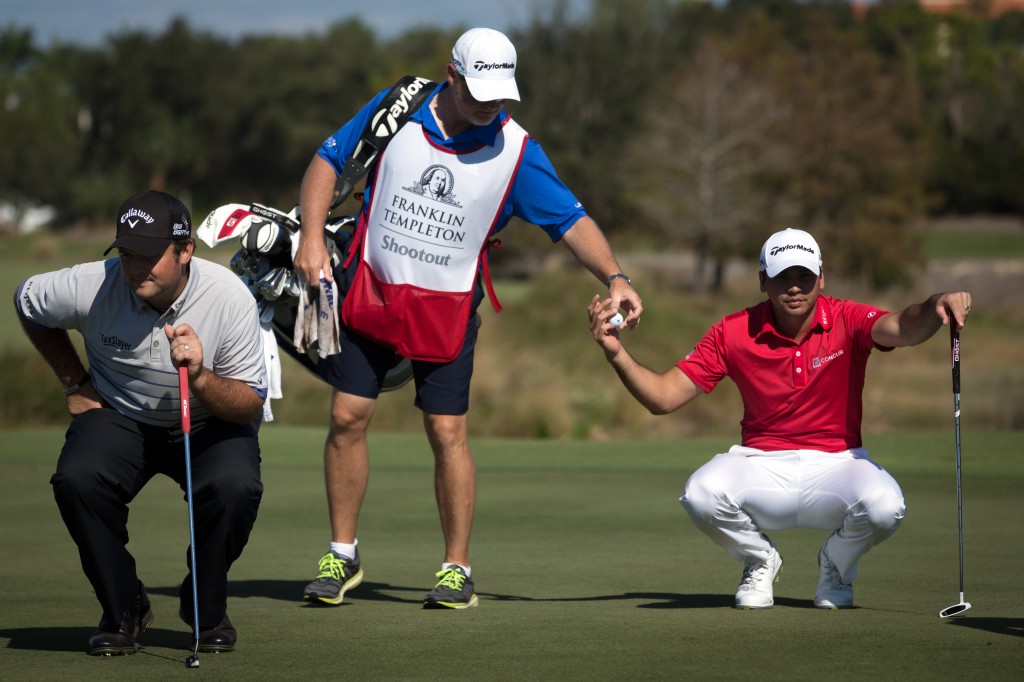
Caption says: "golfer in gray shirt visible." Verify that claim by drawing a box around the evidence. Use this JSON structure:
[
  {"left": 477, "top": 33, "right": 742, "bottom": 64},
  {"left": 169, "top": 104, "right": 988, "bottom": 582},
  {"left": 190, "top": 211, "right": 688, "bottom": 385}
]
[{"left": 15, "top": 190, "right": 267, "bottom": 657}]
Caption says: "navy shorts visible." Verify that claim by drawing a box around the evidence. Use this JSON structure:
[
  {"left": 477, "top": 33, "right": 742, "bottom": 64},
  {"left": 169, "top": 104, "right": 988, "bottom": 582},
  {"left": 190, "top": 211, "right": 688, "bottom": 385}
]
[
  {"left": 317, "top": 313, "right": 481, "bottom": 415},
  {"left": 319, "top": 238, "right": 486, "bottom": 415}
]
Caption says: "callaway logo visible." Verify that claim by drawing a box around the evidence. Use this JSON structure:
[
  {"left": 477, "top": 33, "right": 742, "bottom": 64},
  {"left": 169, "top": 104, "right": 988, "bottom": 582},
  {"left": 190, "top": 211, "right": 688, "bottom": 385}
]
[
  {"left": 769, "top": 243, "right": 816, "bottom": 257},
  {"left": 370, "top": 76, "right": 433, "bottom": 139},
  {"left": 473, "top": 60, "right": 514, "bottom": 73},
  {"left": 120, "top": 208, "right": 155, "bottom": 229}
]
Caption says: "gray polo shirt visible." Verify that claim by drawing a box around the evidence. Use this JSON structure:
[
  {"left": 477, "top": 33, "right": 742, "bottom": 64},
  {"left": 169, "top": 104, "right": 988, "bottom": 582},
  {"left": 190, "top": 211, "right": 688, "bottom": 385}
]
[{"left": 17, "top": 256, "right": 267, "bottom": 427}]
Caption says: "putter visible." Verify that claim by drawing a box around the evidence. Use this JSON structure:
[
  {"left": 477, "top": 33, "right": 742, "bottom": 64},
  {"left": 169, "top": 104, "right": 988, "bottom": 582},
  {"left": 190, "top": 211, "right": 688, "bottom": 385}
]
[
  {"left": 939, "top": 325, "right": 971, "bottom": 619},
  {"left": 179, "top": 366, "right": 203, "bottom": 667}
]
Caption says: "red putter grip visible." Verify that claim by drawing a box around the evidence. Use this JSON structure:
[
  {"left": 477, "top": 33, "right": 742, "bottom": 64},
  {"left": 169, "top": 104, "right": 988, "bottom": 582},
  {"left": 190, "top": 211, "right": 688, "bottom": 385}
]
[{"left": 178, "top": 365, "right": 191, "bottom": 434}]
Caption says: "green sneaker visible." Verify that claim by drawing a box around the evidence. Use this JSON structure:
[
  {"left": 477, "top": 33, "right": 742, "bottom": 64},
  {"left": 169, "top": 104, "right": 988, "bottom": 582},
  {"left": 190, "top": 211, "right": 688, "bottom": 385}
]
[
  {"left": 423, "top": 566, "right": 478, "bottom": 609},
  {"left": 303, "top": 549, "right": 363, "bottom": 606}
]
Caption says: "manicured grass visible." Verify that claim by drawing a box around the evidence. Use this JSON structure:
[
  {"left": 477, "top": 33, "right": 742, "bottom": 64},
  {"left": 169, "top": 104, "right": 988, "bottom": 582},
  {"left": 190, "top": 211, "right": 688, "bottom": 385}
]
[{"left": 2, "top": 427, "right": 1022, "bottom": 680}]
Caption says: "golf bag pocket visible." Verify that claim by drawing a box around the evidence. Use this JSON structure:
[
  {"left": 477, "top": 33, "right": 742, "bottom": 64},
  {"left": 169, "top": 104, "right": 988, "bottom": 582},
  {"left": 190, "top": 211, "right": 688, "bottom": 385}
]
[{"left": 341, "top": 261, "right": 473, "bottom": 363}]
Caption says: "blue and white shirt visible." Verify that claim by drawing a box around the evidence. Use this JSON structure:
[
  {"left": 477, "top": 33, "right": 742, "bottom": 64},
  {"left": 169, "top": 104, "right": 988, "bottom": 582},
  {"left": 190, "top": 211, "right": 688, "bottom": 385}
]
[{"left": 317, "top": 81, "right": 588, "bottom": 243}]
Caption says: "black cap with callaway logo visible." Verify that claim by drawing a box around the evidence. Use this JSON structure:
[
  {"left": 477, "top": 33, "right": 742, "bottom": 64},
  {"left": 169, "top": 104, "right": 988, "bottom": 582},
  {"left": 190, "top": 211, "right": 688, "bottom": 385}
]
[{"left": 103, "top": 190, "right": 192, "bottom": 258}]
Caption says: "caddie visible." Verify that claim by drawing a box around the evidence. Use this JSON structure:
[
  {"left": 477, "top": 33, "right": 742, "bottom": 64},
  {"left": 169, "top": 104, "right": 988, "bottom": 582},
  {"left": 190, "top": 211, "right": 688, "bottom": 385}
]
[{"left": 294, "top": 27, "right": 643, "bottom": 609}]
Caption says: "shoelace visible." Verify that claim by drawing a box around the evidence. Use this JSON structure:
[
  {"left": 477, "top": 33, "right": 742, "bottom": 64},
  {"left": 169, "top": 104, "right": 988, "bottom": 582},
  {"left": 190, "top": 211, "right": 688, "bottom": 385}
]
[
  {"left": 317, "top": 553, "right": 349, "bottom": 580},
  {"left": 434, "top": 568, "right": 467, "bottom": 590},
  {"left": 821, "top": 559, "right": 844, "bottom": 588},
  {"left": 740, "top": 559, "right": 772, "bottom": 587}
]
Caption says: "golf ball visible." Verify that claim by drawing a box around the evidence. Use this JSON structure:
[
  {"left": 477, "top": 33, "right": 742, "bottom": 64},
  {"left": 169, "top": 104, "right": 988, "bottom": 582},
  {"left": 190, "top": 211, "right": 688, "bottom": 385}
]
[{"left": 609, "top": 312, "right": 624, "bottom": 327}]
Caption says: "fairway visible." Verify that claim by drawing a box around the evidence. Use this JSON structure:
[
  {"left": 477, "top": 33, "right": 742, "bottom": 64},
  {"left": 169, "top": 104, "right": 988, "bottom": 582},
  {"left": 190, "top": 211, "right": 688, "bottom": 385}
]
[{"left": 1, "top": 427, "right": 1022, "bottom": 681}]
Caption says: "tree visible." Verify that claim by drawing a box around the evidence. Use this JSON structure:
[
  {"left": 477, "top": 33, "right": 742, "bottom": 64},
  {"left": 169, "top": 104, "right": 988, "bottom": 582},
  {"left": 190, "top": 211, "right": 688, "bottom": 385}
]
[
  {"left": 513, "top": 0, "right": 680, "bottom": 231},
  {"left": 626, "top": 32, "right": 795, "bottom": 291},
  {"left": 777, "top": 9, "right": 927, "bottom": 287},
  {"left": 68, "top": 18, "right": 233, "bottom": 219},
  {"left": 0, "top": 27, "right": 80, "bottom": 226},
  {"left": 625, "top": 4, "right": 927, "bottom": 290}
]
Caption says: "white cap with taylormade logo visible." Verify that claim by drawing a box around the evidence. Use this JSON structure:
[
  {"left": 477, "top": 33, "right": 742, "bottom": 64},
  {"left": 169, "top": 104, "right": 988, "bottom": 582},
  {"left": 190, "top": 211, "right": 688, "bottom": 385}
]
[
  {"left": 759, "top": 228, "right": 822, "bottom": 277},
  {"left": 450, "top": 28, "right": 521, "bottom": 102}
]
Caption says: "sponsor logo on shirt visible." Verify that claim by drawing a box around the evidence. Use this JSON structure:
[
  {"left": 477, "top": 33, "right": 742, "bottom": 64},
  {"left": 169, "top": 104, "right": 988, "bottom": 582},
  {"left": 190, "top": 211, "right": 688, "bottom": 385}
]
[
  {"left": 102, "top": 334, "right": 133, "bottom": 351},
  {"left": 404, "top": 164, "right": 462, "bottom": 208},
  {"left": 811, "top": 349, "right": 844, "bottom": 369}
]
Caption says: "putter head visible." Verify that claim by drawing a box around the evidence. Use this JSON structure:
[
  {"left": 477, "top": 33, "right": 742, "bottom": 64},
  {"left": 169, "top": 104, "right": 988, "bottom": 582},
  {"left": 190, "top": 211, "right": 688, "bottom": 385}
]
[
  {"left": 185, "top": 654, "right": 200, "bottom": 668},
  {"left": 939, "top": 601, "right": 972, "bottom": 618}
]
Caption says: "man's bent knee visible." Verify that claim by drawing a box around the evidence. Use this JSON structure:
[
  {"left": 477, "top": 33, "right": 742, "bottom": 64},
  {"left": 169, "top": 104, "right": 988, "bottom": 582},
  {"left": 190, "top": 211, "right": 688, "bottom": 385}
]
[
  {"left": 680, "top": 474, "right": 725, "bottom": 524},
  {"left": 867, "top": 491, "right": 906, "bottom": 535}
]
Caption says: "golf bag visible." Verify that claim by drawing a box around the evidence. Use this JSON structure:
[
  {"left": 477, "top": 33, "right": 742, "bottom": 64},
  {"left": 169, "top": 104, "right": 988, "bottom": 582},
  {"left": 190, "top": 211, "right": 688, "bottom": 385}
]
[
  {"left": 192, "top": 75, "right": 438, "bottom": 392},
  {"left": 195, "top": 201, "right": 413, "bottom": 392}
]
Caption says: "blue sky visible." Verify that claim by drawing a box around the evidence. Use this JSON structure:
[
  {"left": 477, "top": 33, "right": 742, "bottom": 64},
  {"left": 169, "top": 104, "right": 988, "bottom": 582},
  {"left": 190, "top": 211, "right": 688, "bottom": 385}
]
[{"left": 3, "top": 0, "right": 594, "bottom": 46}]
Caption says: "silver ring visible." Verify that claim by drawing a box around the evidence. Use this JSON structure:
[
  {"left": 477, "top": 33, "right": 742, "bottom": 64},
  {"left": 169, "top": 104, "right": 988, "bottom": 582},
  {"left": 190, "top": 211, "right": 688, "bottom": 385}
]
[
  {"left": 963, "top": 305, "right": 970, "bottom": 311},
  {"left": 184, "top": 344, "right": 190, "bottom": 351}
]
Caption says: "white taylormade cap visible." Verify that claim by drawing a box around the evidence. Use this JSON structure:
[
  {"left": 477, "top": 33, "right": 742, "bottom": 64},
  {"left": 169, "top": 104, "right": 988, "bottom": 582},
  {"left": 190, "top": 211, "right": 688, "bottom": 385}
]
[
  {"left": 759, "top": 228, "right": 822, "bottom": 277},
  {"left": 450, "top": 28, "right": 521, "bottom": 102}
]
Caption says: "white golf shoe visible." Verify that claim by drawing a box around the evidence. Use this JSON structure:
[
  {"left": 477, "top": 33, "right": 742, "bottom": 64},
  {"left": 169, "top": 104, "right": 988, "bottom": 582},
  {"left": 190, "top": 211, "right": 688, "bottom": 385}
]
[
  {"left": 735, "top": 548, "right": 783, "bottom": 609},
  {"left": 814, "top": 548, "right": 854, "bottom": 609}
]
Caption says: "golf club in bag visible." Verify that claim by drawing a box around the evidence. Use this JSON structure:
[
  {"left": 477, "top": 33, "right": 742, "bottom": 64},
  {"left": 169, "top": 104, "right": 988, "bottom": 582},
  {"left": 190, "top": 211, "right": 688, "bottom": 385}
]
[
  {"left": 195, "top": 201, "right": 413, "bottom": 392},
  {"left": 179, "top": 366, "right": 202, "bottom": 667},
  {"left": 939, "top": 325, "right": 971, "bottom": 619}
]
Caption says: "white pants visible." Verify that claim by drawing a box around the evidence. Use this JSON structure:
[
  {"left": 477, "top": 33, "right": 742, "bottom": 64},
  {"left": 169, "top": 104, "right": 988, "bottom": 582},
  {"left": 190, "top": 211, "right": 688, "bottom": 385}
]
[{"left": 680, "top": 446, "right": 906, "bottom": 583}]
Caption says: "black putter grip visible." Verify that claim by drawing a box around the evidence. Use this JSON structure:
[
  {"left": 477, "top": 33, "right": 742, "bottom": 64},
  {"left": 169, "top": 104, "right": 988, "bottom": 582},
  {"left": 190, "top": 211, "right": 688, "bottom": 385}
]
[{"left": 950, "top": 325, "right": 960, "bottom": 394}]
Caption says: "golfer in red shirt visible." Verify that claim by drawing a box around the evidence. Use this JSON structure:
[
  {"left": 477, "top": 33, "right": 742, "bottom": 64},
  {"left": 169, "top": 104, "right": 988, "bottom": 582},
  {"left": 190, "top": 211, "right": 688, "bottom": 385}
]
[{"left": 588, "top": 228, "right": 972, "bottom": 610}]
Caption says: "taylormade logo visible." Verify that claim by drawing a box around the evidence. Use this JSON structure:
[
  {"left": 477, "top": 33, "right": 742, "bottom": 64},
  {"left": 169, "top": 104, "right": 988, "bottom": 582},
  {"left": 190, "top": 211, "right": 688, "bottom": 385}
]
[
  {"left": 473, "top": 60, "right": 514, "bottom": 73},
  {"left": 371, "top": 76, "right": 433, "bottom": 139},
  {"left": 769, "top": 243, "right": 815, "bottom": 257}
]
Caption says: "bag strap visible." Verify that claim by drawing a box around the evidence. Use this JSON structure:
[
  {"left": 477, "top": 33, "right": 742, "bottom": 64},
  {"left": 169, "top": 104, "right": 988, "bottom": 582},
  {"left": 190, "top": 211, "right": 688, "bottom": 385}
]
[{"left": 332, "top": 75, "right": 437, "bottom": 209}]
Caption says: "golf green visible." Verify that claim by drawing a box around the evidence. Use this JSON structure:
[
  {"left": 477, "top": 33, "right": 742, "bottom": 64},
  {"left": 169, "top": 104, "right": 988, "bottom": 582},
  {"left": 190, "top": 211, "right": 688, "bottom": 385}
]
[{"left": 1, "top": 427, "right": 1021, "bottom": 680}]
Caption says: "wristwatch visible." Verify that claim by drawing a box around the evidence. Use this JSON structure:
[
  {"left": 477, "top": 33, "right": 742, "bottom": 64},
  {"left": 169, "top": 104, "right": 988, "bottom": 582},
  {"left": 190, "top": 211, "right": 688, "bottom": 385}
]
[{"left": 64, "top": 373, "right": 91, "bottom": 396}]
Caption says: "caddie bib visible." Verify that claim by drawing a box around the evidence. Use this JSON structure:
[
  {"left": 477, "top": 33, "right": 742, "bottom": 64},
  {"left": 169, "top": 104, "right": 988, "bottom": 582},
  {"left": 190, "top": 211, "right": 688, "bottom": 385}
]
[{"left": 342, "top": 118, "right": 529, "bottom": 362}]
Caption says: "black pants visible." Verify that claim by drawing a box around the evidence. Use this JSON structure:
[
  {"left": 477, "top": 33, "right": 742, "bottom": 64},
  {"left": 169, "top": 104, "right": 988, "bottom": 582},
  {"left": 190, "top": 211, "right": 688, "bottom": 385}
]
[{"left": 50, "top": 407, "right": 263, "bottom": 631}]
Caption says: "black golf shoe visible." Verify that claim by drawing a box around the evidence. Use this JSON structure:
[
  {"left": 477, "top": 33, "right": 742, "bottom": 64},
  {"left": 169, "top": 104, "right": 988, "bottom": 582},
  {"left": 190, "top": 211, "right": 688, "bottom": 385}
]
[
  {"left": 180, "top": 607, "right": 237, "bottom": 653},
  {"left": 88, "top": 586, "right": 155, "bottom": 656}
]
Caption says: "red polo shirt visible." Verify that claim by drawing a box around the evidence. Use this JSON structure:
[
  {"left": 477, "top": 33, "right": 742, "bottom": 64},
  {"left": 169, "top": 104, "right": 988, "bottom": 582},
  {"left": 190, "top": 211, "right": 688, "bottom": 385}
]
[{"left": 677, "top": 296, "right": 892, "bottom": 452}]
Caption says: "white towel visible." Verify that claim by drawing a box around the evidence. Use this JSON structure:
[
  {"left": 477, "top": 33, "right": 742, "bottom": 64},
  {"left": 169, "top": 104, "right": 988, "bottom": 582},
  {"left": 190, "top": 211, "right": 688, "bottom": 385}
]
[
  {"left": 316, "top": 277, "right": 342, "bottom": 358},
  {"left": 291, "top": 233, "right": 342, "bottom": 358},
  {"left": 294, "top": 280, "right": 317, "bottom": 354},
  {"left": 260, "top": 319, "right": 283, "bottom": 422}
]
